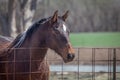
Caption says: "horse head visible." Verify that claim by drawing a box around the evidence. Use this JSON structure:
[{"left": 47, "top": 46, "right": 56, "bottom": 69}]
[{"left": 45, "top": 11, "right": 75, "bottom": 63}]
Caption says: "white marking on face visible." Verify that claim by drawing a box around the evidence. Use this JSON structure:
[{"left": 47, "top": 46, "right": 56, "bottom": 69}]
[{"left": 63, "top": 24, "right": 67, "bottom": 32}]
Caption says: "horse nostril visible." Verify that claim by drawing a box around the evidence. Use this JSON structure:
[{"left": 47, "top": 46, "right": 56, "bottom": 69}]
[{"left": 67, "top": 54, "right": 75, "bottom": 60}]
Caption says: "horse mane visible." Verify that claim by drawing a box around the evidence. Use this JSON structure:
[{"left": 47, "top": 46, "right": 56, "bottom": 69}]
[{"left": 8, "top": 18, "right": 49, "bottom": 48}]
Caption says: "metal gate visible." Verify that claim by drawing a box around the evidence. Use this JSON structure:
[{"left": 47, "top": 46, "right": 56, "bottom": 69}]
[
  {"left": 48, "top": 48, "right": 120, "bottom": 80},
  {"left": 0, "top": 48, "right": 120, "bottom": 80}
]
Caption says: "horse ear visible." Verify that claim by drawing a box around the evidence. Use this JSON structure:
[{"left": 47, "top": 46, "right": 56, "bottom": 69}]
[
  {"left": 51, "top": 10, "right": 58, "bottom": 23},
  {"left": 62, "top": 10, "right": 69, "bottom": 21}
]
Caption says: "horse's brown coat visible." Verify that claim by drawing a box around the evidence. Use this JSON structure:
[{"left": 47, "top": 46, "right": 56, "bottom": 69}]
[{"left": 0, "top": 11, "right": 75, "bottom": 80}]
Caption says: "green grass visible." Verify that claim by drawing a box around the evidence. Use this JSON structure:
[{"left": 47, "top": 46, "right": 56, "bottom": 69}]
[{"left": 70, "top": 32, "right": 120, "bottom": 48}]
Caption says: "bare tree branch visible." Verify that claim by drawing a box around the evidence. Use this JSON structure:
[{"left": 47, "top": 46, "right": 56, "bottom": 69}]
[{"left": 8, "top": 0, "right": 17, "bottom": 37}]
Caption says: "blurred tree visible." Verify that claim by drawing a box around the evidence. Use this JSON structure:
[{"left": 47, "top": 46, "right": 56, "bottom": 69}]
[
  {"left": 8, "top": 0, "right": 17, "bottom": 37},
  {"left": 0, "top": 0, "right": 38, "bottom": 37},
  {"left": 15, "top": 0, "right": 38, "bottom": 37},
  {"left": 0, "top": 0, "right": 120, "bottom": 36}
]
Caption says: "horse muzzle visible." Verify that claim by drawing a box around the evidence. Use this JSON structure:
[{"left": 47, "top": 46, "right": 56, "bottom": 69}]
[
  {"left": 64, "top": 53, "right": 75, "bottom": 63},
  {"left": 64, "top": 43, "right": 75, "bottom": 63},
  {"left": 67, "top": 53, "right": 75, "bottom": 61}
]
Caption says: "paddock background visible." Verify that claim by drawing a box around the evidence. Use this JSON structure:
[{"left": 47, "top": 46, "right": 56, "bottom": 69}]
[
  {"left": 70, "top": 32, "right": 120, "bottom": 47},
  {"left": 0, "top": 0, "right": 120, "bottom": 80},
  {"left": 47, "top": 48, "right": 120, "bottom": 80}
]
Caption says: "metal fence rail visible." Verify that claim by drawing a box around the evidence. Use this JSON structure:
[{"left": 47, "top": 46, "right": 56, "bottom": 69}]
[
  {"left": 48, "top": 48, "right": 120, "bottom": 80},
  {"left": 0, "top": 48, "right": 120, "bottom": 80}
]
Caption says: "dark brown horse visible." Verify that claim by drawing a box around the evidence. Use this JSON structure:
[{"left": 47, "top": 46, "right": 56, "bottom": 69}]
[{"left": 0, "top": 11, "right": 75, "bottom": 80}]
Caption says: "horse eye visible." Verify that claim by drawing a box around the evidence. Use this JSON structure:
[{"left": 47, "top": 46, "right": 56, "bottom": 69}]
[
  {"left": 55, "top": 26, "right": 59, "bottom": 29},
  {"left": 53, "top": 23, "right": 59, "bottom": 29},
  {"left": 53, "top": 26, "right": 60, "bottom": 34}
]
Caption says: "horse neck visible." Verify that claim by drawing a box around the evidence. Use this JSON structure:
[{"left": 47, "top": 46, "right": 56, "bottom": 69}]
[
  {"left": 23, "top": 30, "right": 48, "bottom": 61},
  {"left": 30, "top": 48, "right": 48, "bottom": 61}
]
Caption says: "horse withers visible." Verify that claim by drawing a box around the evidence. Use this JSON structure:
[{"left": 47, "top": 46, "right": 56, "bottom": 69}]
[{"left": 0, "top": 10, "right": 75, "bottom": 80}]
